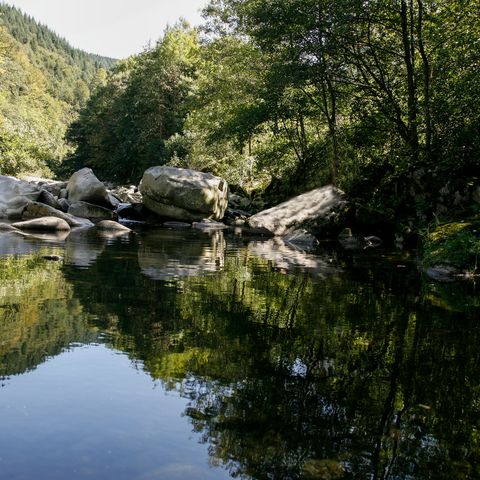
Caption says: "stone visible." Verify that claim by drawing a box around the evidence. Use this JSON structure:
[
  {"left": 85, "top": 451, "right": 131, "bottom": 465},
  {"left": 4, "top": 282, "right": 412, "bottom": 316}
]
[
  {"left": 13, "top": 217, "right": 71, "bottom": 231},
  {"left": 59, "top": 188, "right": 68, "bottom": 199},
  {"left": 223, "top": 208, "right": 250, "bottom": 226},
  {"left": 38, "top": 189, "right": 62, "bottom": 210},
  {"left": 110, "top": 185, "right": 142, "bottom": 204},
  {"left": 229, "top": 193, "right": 251, "bottom": 210},
  {"left": 68, "top": 201, "right": 115, "bottom": 221},
  {"left": 23, "top": 202, "right": 94, "bottom": 228},
  {"left": 0, "top": 175, "right": 42, "bottom": 218},
  {"left": 140, "top": 166, "right": 228, "bottom": 222},
  {"left": 23, "top": 176, "right": 67, "bottom": 197},
  {"left": 95, "top": 220, "right": 132, "bottom": 232},
  {"left": 247, "top": 185, "right": 347, "bottom": 236},
  {"left": 107, "top": 193, "right": 121, "bottom": 208},
  {"left": 57, "top": 198, "right": 70, "bottom": 212},
  {"left": 66, "top": 168, "right": 111, "bottom": 206}
]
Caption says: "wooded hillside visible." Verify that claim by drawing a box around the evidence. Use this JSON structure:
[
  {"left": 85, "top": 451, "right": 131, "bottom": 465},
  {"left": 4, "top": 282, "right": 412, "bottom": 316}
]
[{"left": 0, "top": 3, "right": 115, "bottom": 176}]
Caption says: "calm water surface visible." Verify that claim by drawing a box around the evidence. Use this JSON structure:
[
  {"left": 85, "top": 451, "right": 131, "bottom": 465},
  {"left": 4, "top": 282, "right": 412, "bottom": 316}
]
[{"left": 0, "top": 227, "right": 479, "bottom": 479}]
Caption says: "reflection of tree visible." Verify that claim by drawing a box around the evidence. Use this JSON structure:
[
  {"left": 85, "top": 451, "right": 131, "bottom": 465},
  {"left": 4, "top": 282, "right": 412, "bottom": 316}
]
[
  {"left": 0, "top": 252, "right": 92, "bottom": 377},
  {"left": 48, "top": 233, "right": 480, "bottom": 478}
]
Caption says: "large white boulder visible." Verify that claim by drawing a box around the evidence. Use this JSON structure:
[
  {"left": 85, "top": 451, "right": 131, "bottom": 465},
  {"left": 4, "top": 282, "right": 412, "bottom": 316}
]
[
  {"left": 0, "top": 176, "right": 42, "bottom": 218},
  {"left": 248, "top": 185, "right": 347, "bottom": 236},
  {"left": 66, "top": 168, "right": 111, "bottom": 206},
  {"left": 139, "top": 166, "right": 228, "bottom": 222}
]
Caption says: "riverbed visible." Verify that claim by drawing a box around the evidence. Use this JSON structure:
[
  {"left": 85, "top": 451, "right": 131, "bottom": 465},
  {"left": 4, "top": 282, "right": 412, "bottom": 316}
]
[{"left": 0, "top": 227, "right": 478, "bottom": 479}]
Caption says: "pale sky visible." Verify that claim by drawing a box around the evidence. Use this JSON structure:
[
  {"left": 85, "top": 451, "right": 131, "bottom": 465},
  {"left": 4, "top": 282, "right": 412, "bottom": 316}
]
[{"left": 4, "top": 0, "right": 208, "bottom": 58}]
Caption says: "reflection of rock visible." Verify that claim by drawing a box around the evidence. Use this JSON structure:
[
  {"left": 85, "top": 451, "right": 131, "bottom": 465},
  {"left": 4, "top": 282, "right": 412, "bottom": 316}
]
[
  {"left": 248, "top": 238, "right": 339, "bottom": 277},
  {"left": 0, "top": 228, "right": 69, "bottom": 255},
  {"left": 0, "top": 232, "right": 38, "bottom": 255},
  {"left": 65, "top": 228, "right": 107, "bottom": 268},
  {"left": 283, "top": 229, "right": 318, "bottom": 251},
  {"left": 425, "top": 265, "right": 460, "bottom": 283},
  {"left": 138, "top": 229, "right": 225, "bottom": 280}
]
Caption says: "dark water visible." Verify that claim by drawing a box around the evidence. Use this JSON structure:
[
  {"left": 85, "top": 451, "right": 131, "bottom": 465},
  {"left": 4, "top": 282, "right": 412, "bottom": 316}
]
[{"left": 0, "top": 227, "right": 479, "bottom": 480}]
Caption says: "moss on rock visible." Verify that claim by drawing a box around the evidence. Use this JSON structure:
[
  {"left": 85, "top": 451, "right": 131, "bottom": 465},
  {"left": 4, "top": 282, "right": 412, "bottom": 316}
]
[{"left": 423, "top": 217, "right": 480, "bottom": 273}]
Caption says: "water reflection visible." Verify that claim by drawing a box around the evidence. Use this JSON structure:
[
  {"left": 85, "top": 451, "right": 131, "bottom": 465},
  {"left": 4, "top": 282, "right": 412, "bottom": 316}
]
[
  {"left": 138, "top": 229, "right": 226, "bottom": 280},
  {"left": 0, "top": 227, "right": 479, "bottom": 479},
  {"left": 65, "top": 228, "right": 107, "bottom": 268},
  {"left": 248, "top": 237, "right": 340, "bottom": 277}
]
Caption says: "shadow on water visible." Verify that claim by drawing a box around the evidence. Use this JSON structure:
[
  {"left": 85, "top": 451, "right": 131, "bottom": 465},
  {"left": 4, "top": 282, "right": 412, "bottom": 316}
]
[{"left": 0, "top": 226, "right": 479, "bottom": 479}]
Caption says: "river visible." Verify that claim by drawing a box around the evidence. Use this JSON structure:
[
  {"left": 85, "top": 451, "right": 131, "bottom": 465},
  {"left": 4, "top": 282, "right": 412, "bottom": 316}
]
[{"left": 0, "top": 226, "right": 478, "bottom": 479}]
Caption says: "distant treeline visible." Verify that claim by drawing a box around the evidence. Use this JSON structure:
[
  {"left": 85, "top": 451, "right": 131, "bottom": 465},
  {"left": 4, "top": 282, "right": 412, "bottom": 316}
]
[{"left": 0, "top": 3, "right": 115, "bottom": 176}]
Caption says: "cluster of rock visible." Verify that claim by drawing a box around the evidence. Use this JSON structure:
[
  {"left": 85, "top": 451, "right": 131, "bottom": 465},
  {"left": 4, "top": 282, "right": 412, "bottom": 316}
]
[
  {"left": 1, "top": 164, "right": 381, "bottom": 253},
  {"left": 0, "top": 168, "right": 131, "bottom": 235}
]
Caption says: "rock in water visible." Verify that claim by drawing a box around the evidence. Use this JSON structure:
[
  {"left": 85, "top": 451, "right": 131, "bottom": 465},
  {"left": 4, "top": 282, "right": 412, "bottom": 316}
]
[
  {"left": 0, "top": 176, "right": 42, "bottom": 218},
  {"left": 248, "top": 185, "right": 347, "bottom": 236},
  {"left": 68, "top": 201, "right": 115, "bottom": 221},
  {"left": 67, "top": 168, "right": 111, "bottom": 206},
  {"left": 95, "top": 220, "right": 132, "bottom": 232},
  {"left": 140, "top": 166, "right": 228, "bottom": 222},
  {"left": 13, "top": 217, "right": 71, "bottom": 231},
  {"left": 23, "top": 202, "right": 94, "bottom": 228}
]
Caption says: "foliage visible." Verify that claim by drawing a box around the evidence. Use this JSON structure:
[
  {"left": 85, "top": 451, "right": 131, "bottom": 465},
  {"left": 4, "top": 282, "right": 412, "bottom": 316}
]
[
  {"left": 0, "top": 4, "right": 114, "bottom": 177},
  {"left": 66, "top": 23, "right": 200, "bottom": 182},
  {"left": 64, "top": 0, "right": 480, "bottom": 226},
  {"left": 423, "top": 218, "right": 480, "bottom": 271}
]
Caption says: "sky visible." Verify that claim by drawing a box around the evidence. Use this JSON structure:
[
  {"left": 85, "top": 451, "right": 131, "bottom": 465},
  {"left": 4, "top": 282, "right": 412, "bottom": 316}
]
[{"left": 4, "top": 0, "right": 208, "bottom": 58}]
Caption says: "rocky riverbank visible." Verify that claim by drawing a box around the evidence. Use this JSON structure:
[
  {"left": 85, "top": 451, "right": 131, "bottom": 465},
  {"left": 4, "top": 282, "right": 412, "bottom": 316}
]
[{"left": 1, "top": 166, "right": 478, "bottom": 282}]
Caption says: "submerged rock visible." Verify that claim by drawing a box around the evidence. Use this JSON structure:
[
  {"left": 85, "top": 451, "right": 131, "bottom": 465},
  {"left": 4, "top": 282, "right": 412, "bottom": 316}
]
[
  {"left": 13, "top": 217, "right": 71, "bottom": 231},
  {"left": 140, "top": 166, "right": 228, "bottom": 222},
  {"left": 248, "top": 185, "right": 347, "bottom": 236}
]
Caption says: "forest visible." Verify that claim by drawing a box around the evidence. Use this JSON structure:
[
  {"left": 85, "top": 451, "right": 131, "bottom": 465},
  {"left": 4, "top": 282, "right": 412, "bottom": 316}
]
[{"left": 1, "top": 1, "right": 480, "bottom": 229}]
